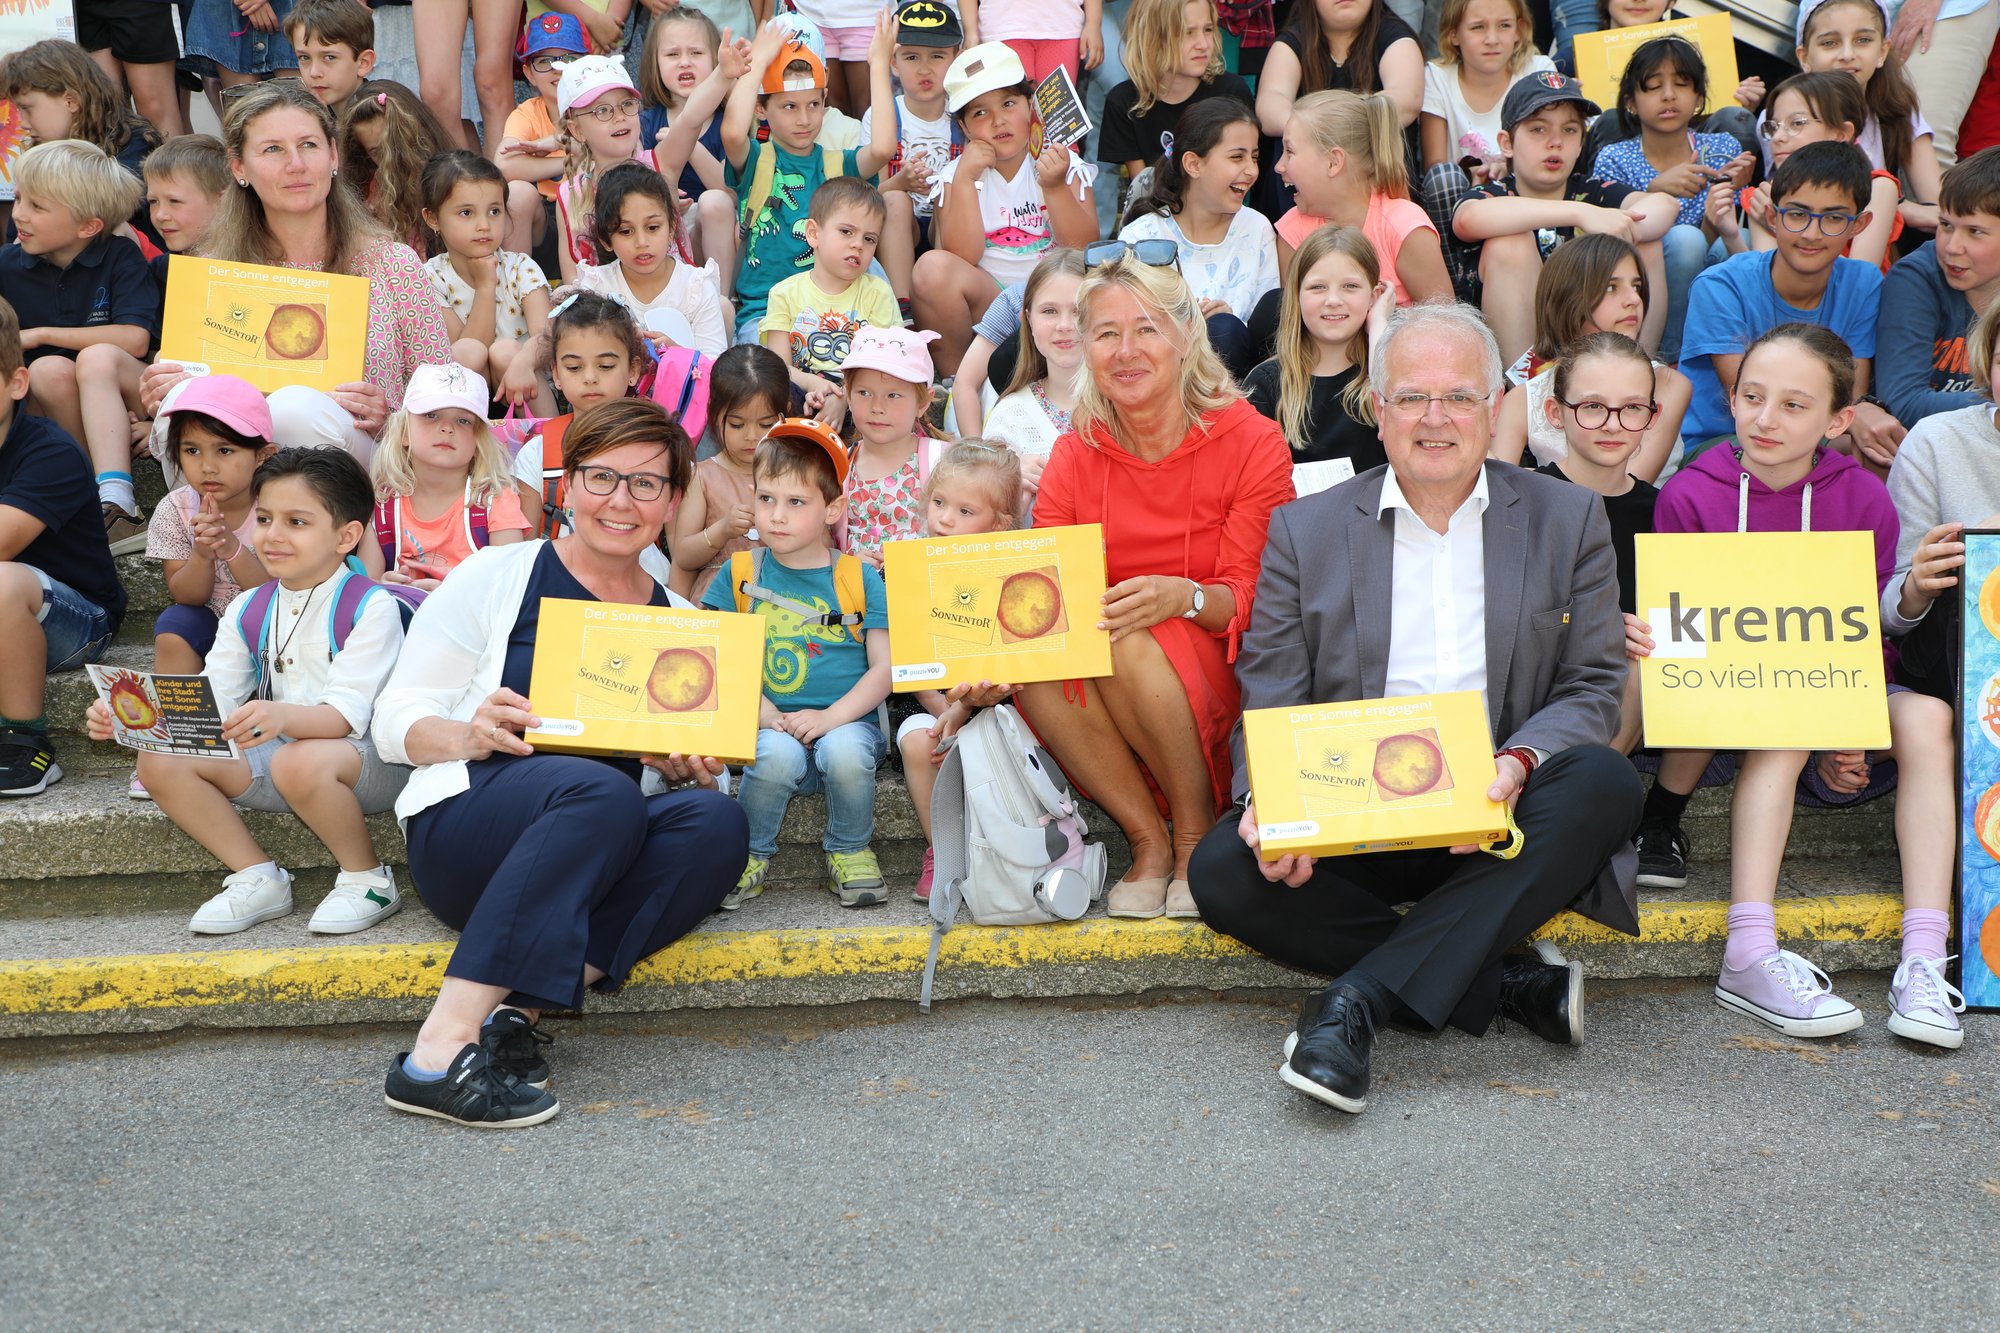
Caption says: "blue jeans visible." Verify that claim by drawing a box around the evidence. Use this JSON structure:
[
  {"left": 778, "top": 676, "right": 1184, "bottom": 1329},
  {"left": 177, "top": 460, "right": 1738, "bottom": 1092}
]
[
  {"left": 737, "top": 719, "right": 886, "bottom": 859},
  {"left": 1549, "top": 0, "right": 1601, "bottom": 73},
  {"left": 36, "top": 570, "right": 113, "bottom": 672},
  {"left": 1658, "top": 223, "right": 1713, "bottom": 366}
]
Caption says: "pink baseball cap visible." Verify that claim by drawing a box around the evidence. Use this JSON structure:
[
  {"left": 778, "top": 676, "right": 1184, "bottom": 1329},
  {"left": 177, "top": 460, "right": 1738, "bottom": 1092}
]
[
  {"left": 160, "top": 373, "right": 272, "bottom": 440},
  {"left": 838, "top": 327, "right": 941, "bottom": 387},
  {"left": 403, "top": 362, "right": 491, "bottom": 417}
]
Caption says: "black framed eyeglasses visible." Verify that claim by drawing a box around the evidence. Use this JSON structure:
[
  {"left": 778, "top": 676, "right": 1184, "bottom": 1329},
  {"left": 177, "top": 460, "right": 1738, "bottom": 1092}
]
[
  {"left": 1559, "top": 397, "right": 1660, "bottom": 430},
  {"left": 526, "top": 55, "right": 566, "bottom": 74},
  {"left": 574, "top": 465, "right": 671, "bottom": 500},
  {"left": 1774, "top": 205, "right": 1859, "bottom": 235},
  {"left": 1084, "top": 238, "right": 1179, "bottom": 269}
]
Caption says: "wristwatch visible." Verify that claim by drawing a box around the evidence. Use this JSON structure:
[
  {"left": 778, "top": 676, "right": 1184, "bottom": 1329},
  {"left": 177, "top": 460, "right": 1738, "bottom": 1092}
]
[{"left": 1183, "top": 580, "right": 1205, "bottom": 619}]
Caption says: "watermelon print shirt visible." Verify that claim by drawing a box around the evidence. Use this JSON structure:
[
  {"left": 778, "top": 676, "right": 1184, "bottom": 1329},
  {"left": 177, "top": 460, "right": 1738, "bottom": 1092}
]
[
  {"left": 932, "top": 149, "right": 1085, "bottom": 286},
  {"left": 842, "top": 450, "right": 926, "bottom": 565}
]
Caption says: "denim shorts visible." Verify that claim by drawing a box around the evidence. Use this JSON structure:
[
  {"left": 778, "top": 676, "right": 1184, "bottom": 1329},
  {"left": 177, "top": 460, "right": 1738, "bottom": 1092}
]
[
  {"left": 36, "top": 570, "right": 113, "bottom": 673},
  {"left": 231, "top": 733, "right": 409, "bottom": 814}
]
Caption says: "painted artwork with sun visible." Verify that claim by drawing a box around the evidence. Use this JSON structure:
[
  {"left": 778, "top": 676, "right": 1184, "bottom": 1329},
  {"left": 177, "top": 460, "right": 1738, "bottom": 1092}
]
[
  {"left": 1956, "top": 533, "right": 2000, "bottom": 1011},
  {"left": 0, "top": 1, "right": 74, "bottom": 198}
]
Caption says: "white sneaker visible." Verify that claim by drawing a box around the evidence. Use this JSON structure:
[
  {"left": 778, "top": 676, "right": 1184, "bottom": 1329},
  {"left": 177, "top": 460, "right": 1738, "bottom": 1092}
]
[
  {"left": 308, "top": 867, "right": 402, "bottom": 934},
  {"left": 1888, "top": 954, "right": 1966, "bottom": 1050},
  {"left": 127, "top": 772, "right": 150, "bottom": 800},
  {"left": 189, "top": 866, "right": 294, "bottom": 935}
]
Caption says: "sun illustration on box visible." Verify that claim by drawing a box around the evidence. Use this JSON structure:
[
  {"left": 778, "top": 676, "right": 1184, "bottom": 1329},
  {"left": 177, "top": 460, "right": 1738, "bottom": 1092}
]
[
  {"left": 995, "top": 567, "right": 1065, "bottom": 643},
  {"left": 1372, "top": 730, "right": 1450, "bottom": 800},
  {"left": 645, "top": 646, "right": 718, "bottom": 714},
  {"left": 952, "top": 583, "right": 980, "bottom": 611},
  {"left": 599, "top": 649, "right": 629, "bottom": 675},
  {"left": 266, "top": 304, "right": 327, "bottom": 360}
]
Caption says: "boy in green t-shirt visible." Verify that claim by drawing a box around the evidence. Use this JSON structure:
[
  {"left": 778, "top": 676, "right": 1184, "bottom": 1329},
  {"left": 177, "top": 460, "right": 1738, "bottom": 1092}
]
[
  {"left": 721, "top": 17, "right": 898, "bottom": 345},
  {"left": 701, "top": 420, "right": 891, "bottom": 911}
]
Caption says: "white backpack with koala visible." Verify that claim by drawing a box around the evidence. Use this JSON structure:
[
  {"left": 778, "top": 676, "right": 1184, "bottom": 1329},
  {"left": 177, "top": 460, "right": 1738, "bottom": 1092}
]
[{"left": 920, "top": 703, "right": 1108, "bottom": 1010}]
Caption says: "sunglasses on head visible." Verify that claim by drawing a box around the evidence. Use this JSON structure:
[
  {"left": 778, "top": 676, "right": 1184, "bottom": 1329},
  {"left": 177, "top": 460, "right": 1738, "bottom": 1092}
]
[{"left": 1084, "top": 238, "right": 1179, "bottom": 270}]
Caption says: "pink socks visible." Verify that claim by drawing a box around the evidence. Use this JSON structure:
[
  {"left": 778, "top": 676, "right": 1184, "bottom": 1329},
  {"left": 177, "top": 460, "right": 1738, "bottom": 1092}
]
[
  {"left": 1724, "top": 902, "right": 1779, "bottom": 971},
  {"left": 1902, "top": 908, "right": 1950, "bottom": 964}
]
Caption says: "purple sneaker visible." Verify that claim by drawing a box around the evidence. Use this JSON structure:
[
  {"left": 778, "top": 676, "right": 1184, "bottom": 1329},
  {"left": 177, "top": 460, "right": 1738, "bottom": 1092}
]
[
  {"left": 1715, "top": 949, "right": 1863, "bottom": 1038},
  {"left": 913, "top": 847, "right": 934, "bottom": 903},
  {"left": 1888, "top": 954, "right": 1965, "bottom": 1050}
]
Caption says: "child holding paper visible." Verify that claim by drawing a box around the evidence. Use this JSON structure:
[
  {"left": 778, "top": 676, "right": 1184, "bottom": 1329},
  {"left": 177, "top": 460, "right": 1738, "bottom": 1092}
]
[
  {"left": 1636, "top": 323, "right": 1962, "bottom": 1047},
  {"left": 701, "top": 419, "right": 892, "bottom": 912},
  {"left": 85, "top": 447, "right": 411, "bottom": 938}
]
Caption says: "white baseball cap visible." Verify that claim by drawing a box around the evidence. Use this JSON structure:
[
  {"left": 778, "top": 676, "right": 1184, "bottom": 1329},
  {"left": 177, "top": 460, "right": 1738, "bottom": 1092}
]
[
  {"left": 945, "top": 42, "right": 1028, "bottom": 114},
  {"left": 404, "top": 363, "right": 490, "bottom": 418},
  {"left": 556, "top": 54, "right": 639, "bottom": 118},
  {"left": 770, "top": 13, "right": 826, "bottom": 62}
]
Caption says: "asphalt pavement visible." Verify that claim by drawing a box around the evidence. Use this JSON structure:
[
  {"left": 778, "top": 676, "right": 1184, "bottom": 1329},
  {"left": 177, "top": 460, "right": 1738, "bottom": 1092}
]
[{"left": 5, "top": 977, "right": 1998, "bottom": 1330}]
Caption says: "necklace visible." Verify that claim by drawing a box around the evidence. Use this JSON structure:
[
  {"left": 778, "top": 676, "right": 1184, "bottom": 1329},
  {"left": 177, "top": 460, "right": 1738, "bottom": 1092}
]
[
  {"left": 269, "top": 574, "right": 336, "bottom": 676},
  {"left": 1031, "top": 379, "right": 1071, "bottom": 432}
]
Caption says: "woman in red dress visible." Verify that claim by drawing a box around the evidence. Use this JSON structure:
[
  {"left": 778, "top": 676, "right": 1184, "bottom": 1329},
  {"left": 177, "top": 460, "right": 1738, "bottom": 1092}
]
[{"left": 1021, "top": 250, "right": 1295, "bottom": 921}]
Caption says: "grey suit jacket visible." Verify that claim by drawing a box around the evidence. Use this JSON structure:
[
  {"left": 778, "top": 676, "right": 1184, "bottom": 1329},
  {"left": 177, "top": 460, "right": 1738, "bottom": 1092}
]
[{"left": 1230, "top": 460, "right": 1639, "bottom": 934}]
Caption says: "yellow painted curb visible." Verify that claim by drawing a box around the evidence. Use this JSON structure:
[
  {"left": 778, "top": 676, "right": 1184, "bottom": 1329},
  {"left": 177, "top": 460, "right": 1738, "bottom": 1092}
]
[{"left": 0, "top": 894, "right": 1906, "bottom": 1018}]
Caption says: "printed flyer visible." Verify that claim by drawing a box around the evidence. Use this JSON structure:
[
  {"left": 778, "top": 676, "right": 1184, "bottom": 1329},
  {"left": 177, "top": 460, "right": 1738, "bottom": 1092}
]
[
  {"left": 1957, "top": 530, "right": 2000, "bottom": 1011},
  {"left": 525, "top": 599, "right": 764, "bottom": 763},
  {"left": 883, "top": 523, "right": 1112, "bottom": 691},
  {"left": 1636, "top": 531, "right": 1891, "bottom": 751},
  {"left": 1244, "top": 691, "right": 1508, "bottom": 858},
  {"left": 86, "top": 666, "right": 238, "bottom": 760},
  {"left": 159, "top": 256, "right": 369, "bottom": 394}
]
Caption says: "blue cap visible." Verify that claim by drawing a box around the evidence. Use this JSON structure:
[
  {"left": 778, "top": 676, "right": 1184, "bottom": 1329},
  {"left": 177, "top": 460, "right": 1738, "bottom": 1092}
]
[{"left": 521, "top": 11, "right": 588, "bottom": 58}]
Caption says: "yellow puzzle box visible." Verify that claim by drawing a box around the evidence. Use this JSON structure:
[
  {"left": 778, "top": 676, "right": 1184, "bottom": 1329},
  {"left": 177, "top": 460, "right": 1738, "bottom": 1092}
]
[
  {"left": 1243, "top": 691, "right": 1509, "bottom": 859},
  {"left": 525, "top": 599, "right": 765, "bottom": 763},
  {"left": 883, "top": 524, "right": 1113, "bottom": 691},
  {"left": 159, "top": 255, "right": 368, "bottom": 395}
]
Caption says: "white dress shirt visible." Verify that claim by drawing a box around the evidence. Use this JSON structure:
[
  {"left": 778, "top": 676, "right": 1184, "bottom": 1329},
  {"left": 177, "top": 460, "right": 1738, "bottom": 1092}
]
[
  {"left": 209, "top": 576, "right": 406, "bottom": 737},
  {"left": 1380, "top": 465, "right": 1490, "bottom": 701}
]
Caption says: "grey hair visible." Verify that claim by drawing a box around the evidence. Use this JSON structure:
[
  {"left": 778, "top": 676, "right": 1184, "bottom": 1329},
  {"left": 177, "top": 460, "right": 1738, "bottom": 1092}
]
[{"left": 1368, "top": 302, "right": 1505, "bottom": 401}]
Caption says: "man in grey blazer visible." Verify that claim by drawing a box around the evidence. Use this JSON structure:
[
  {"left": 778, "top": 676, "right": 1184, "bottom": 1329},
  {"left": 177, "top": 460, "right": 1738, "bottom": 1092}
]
[{"left": 1189, "top": 303, "right": 1644, "bottom": 1114}]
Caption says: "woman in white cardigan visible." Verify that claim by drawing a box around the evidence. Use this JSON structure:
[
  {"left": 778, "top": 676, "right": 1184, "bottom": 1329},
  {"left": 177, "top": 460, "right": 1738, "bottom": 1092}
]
[{"left": 372, "top": 398, "right": 747, "bottom": 1129}]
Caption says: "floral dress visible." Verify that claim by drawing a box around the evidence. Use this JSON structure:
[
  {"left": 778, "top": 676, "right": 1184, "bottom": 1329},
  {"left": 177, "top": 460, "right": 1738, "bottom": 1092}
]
[{"left": 842, "top": 451, "right": 926, "bottom": 565}]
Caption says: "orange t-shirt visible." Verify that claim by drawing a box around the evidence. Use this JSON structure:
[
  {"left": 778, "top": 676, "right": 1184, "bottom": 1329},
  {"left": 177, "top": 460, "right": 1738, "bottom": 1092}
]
[
  {"left": 505, "top": 97, "right": 562, "bottom": 201},
  {"left": 387, "top": 487, "right": 530, "bottom": 575}
]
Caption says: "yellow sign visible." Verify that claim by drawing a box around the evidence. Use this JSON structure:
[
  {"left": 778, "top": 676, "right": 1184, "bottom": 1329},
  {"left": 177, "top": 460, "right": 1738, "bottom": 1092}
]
[
  {"left": 159, "top": 255, "right": 369, "bottom": 395},
  {"left": 883, "top": 523, "right": 1113, "bottom": 692},
  {"left": 1573, "top": 14, "right": 1740, "bottom": 114},
  {"left": 1637, "top": 532, "right": 1891, "bottom": 750},
  {"left": 525, "top": 598, "right": 765, "bottom": 763},
  {"left": 1244, "top": 691, "right": 1509, "bottom": 859}
]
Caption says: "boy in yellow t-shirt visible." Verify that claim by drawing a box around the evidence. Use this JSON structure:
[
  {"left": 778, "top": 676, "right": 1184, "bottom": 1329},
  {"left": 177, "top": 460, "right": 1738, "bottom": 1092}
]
[
  {"left": 498, "top": 12, "right": 588, "bottom": 254},
  {"left": 761, "top": 177, "right": 904, "bottom": 422}
]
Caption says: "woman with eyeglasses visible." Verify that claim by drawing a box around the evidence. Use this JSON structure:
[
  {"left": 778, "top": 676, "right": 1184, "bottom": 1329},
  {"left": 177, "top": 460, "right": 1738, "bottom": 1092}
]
[
  {"left": 1492, "top": 233, "right": 1689, "bottom": 477},
  {"left": 1534, "top": 332, "right": 1662, "bottom": 755},
  {"left": 1015, "top": 252, "right": 1294, "bottom": 921},
  {"left": 137, "top": 82, "right": 453, "bottom": 464},
  {"left": 371, "top": 398, "right": 748, "bottom": 1129}
]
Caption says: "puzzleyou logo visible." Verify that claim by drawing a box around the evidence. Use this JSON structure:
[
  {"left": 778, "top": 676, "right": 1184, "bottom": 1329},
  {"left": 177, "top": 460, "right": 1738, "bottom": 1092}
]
[{"left": 1649, "top": 591, "right": 1871, "bottom": 659}]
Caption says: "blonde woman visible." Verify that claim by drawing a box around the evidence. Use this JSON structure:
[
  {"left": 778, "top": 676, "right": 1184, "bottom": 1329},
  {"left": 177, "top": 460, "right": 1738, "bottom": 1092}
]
[{"left": 1015, "top": 250, "right": 1294, "bottom": 920}]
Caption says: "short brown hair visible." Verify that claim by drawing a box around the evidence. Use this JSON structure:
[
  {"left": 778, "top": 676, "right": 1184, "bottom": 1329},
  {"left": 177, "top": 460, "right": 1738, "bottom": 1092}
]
[
  {"left": 283, "top": 0, "right": 374, "bottom": 55},
  {"left": 562, "top": 398, "right": 694, "bottom": 498},
  {"left": 1942, "top": 145, "right": 2000, "bottom": 223},
  {"left": 754, "top": 436, "right": 840, "bottom": 502},
  {"left": 0, "top": 296, "right": 22, "bottom": 380},
  {"left": 143, "top": 133, "right": 230, "bottom": 198},
  {"left": 808, "top": 175, "right": 885, "bottom": 225}
]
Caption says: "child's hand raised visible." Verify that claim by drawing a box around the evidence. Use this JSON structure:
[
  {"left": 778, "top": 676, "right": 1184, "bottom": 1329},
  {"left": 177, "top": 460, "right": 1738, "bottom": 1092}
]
[
  {"left": 580, "top": 6, "right": 623, "bottom": 52},
  {"left": 1366, "top": 278, "right": 1396, "bottom": 335},
  {"left": 747, "top": 19, "right": 788, "bottom": 69},
  {"left": 1704, "top": 180, "right": 1740, "bottom": 239},
  {"left": 716, "top": 31, "right": 752, "bottom": 80},
  {"left": 868, "top": 7, "right": 897, "bottom": 64},
  {"left": 1034, "top": 142, "right": 1070, "bottom": 188}
]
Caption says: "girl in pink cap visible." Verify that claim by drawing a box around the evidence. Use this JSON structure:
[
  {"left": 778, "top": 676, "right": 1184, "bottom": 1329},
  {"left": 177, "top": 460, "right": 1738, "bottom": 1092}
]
[{"left": 830, "top": 325, "right": 952, "bottom": 564}]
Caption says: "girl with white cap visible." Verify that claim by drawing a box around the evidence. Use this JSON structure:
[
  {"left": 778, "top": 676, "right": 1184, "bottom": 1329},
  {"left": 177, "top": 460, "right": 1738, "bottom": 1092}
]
[{"left": 554, "top": 54, "right": 707, "bottom": 284}]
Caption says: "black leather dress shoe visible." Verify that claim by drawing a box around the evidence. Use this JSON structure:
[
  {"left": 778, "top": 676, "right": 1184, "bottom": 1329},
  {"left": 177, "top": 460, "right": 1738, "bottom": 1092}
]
[
  {"left": 1280, "top": 984, "right": 1376, "bottom": 1113},
  {"left": 1498, "top": 941, "right": 1583, "bottom": 1046}
]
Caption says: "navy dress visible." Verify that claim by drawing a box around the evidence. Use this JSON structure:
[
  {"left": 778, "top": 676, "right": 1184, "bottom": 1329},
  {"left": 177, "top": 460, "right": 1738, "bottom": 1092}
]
[{"left": 405, "top": 544, "right": 748, "bottom": 1010}]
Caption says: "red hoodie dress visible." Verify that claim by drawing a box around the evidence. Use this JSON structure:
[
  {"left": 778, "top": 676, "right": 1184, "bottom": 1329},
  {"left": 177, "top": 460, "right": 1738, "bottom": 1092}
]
[{"left": 1034, "top": 396, "right": 1296, "bottom": 812}]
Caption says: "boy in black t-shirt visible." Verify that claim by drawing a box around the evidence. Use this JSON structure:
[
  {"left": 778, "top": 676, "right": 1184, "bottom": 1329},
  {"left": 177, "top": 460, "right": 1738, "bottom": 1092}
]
[
  {"left": 1450, "top": 71, "right": 1677, "bottom": 364},
  {"left": 0, "top": 295, "right": 126, "bottom": 796}
]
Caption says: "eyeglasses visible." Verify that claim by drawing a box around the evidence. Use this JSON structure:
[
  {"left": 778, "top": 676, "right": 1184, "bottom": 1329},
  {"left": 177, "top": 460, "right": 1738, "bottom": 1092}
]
[
  {"left": 1559, "top": 397, "right": 1660, "bottom": 430},
  {"left": 1384, "top": 390, "right": 1491, "bottom": 417},
  {"left": 574, "top": 465, "right": 671, "bottom": 500},
  {"left": 1774, "top": 205, "right": 1859, "bottom": 235},
  {"left": 1760, "top": 114, "right": 1821, "bottom": 140},
  {"left": 574, "top": 96, "right": 641, "bottom": 123},
  {"left": 526, "top": 55, "right": 567, "bottom": 74},
  {"left": 1084, "top": 238, "right": 1179, "bottom": 269}
]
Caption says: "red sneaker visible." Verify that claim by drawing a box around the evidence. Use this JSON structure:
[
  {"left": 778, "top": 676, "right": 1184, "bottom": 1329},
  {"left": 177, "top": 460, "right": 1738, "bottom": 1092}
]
[{"left": 913, "top": 846, "right": 934, "bottom": 902}]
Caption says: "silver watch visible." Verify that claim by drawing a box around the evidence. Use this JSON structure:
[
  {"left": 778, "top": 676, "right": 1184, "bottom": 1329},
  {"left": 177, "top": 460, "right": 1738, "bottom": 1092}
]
[{"left": 1182, "top": 580, "right": 1205, "bottom": 619}]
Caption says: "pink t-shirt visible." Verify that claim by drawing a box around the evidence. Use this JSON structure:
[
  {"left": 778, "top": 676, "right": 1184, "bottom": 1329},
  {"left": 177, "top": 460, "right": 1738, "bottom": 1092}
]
[
  {"left": 978, "top": 0, "right": 1086, "bottom": 42},
  {"left": 1277, "top": 193, "right": 1437, "bottom": 307},
  {"left": 381, "top": 486, "right": 530, "bottom": 575}
]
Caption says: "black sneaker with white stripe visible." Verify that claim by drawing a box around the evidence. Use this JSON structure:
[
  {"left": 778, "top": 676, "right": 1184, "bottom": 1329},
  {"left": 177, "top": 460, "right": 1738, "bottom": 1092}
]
[
  {"left": 0, "top": 728, "right": 61, "bottom": 796},
  {"left": 384, "top": 1042, "right": 559, "bottom": 1128},
  {"left": 1634, "top": 818, "right": 1690, "bottom": 890},
  {"left": 481, "top": 1008, "right": 554, "bottom": 1088}
]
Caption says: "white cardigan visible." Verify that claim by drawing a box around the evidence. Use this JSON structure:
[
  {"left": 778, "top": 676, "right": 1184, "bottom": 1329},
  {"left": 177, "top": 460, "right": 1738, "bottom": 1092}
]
[{"left": 372, "top": 539, "right": 691, "bottom": 824}]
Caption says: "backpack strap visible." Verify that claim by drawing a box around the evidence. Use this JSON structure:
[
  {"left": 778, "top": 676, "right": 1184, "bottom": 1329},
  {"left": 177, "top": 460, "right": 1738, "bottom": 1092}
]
[
  {"left": 920, "top": 724, "right": 971, "bottom": 1012},
  {"left": 740, "top": 142, "right": 779, "bottom": 236},
  {"left": 831, "top": 552, "right": 868, "bottom": 644},
  {"left": 326, "top": 567, "right": 374, "bottom": 656},
  {"left": 237, "top": 580, "right": 283, "bottom": 689},
  {"left": 729, "top": 548, "right": 755, "bottom": 614},
  {"left": 372, "top": 498, "right": 397, "bottom": 571},
  {"left": 539, "top": 416, "right": 572, "bottom": 534},
  {"left": 735, "top": 547, "right": 867, "bottom": 637}
]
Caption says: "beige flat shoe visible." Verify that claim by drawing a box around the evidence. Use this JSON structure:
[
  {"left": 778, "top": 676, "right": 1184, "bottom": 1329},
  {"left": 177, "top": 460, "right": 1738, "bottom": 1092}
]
[
  {"left": 1106, "top": 875, "right": 1169, "bottom": 919},
  {"left": 1162, "top": 878, "right": 1199, "bottom": 918}
]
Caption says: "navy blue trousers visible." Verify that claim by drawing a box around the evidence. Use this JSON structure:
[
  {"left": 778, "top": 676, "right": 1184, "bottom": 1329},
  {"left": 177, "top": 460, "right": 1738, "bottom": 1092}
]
[{"left": 406, "top": 754, "right": 748, "bottom": 1011}]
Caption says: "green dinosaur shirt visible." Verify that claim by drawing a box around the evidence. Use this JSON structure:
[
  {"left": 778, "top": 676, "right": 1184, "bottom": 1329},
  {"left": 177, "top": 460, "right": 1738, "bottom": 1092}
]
[
  {"left": 701, "top": 551, "right": 887, "bottom": 711},
  {"left": 728, "top": 140, "right": 863, "bottom": 325}
]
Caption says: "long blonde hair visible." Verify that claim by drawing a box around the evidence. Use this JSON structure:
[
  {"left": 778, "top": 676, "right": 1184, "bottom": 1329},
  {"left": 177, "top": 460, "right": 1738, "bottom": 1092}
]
[
  {"left": 1274, "top": 225, "right": 1378, "bottom": 448},
  {"left": 1070, "top": 256, "right": 1239, "bottom": 443},
  {"left": 1003, "top": 248, "right": 1086, "bottom": 400},
  {"left": 205, "top": 81, "right": 387, "bottom": 275},
  {"left": 1434, "top": 0, "right": 1540, "bottom": 72},
  {"left": 369, "top": 406, "right": 517, "bottom": 507},
  {"left": 1123, "top": 0, "right": 1225, "bottom": 115},
  {"left": 1288, "top": 90, "right": 1409, "bottom": 200}
]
